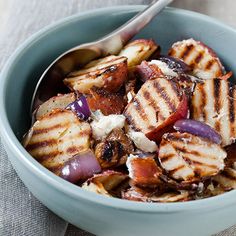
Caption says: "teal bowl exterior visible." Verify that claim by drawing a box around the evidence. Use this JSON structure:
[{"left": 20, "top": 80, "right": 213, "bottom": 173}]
[{"left": 1, "top": 6, "right": 236, "bottom": 236}]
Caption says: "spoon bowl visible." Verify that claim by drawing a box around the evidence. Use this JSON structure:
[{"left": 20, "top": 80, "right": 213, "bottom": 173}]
[{"left": 31, "top": 0, "right": 173, "bottom": 112}]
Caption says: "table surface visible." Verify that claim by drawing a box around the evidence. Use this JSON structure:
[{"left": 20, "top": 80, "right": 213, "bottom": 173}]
[{"left": 0, "top": 0, "right": 236, "bottom": 236}]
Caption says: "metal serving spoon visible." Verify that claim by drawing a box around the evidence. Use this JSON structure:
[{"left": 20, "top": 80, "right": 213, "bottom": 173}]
[{"left": 31, "top": 0, "right": 173, "bottom": 112}]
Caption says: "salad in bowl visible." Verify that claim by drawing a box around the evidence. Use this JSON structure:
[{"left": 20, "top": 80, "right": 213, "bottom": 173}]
[{"left": 23, "top": 37, "right": 236, "bottom": 203}]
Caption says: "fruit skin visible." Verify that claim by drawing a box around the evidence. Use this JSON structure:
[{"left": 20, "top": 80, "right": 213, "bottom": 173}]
[
  {"left": 85, "top": 87, "right": 127, "bottom": 115},
  {"left": 126, "top": 154, "right": 163, "bottom": 188}
]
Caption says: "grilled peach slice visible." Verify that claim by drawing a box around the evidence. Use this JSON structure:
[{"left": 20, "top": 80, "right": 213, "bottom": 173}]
[
  {"left": 64, "top": 55, "right": 128, "bottom": 93},
  {"left": 23, "top": 109, "right": 91, "bottom": 171},
  {"left": 158, "top": 132, "right": 226, "bottom": 182},
  {"left": 213, "top": 167, "right": 236, "bottom": 190},
  {"left": 169, "top": 38, "right": 224, "bottom": 79},
  {"left": 35, "top": 93, "right": 76, "bottom": 120},
  {"left": 124, "top": 77, "right": 188, "bottom": 142},
  {"left": 211, "top": 144, "right": 236, "bottom": 191},
  {"left": 85, "top": 87, "right": 126, "bottom": 115},
  {"left": 82, "top": 170, "right": 129, "bottom": 197},
  {"left": 126, "top": 154, "right": 163, "bottom": 188},
  {"left": 118, "top": 39, "right": 159, "bottom": 68},
  {"left": 122, "top": 186, "right": 190, "bottom": 202},
  {"left": 135, "top": 61, "right": 198, "bottom": 98},
  {"left": 191, "top": 79, "right": 236, "bottom": 146}
]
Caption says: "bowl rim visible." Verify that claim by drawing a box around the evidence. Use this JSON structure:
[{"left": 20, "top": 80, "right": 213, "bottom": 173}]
[{"left": 1, "top": 5, "right": 236, "bottom": 213}]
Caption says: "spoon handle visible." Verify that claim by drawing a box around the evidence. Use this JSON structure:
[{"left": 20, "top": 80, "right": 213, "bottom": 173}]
[{"left": 100, "top": 0, "right": 174, "bottom": 54}]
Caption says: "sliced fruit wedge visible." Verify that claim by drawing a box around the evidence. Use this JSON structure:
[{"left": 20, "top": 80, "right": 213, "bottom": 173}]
[
  {"left": 213, "top": 167, "right": 236, "bottom": 190},
  {"left": 126, "top": 154, "right": 162, "bottom": 187},
  {"left": 124, "top": 77, "right": 188, "bottom": 142},
  {"left": 35, "top": 93, "right": 76, "bottom": 120},
  {"left": 122, "top": 186, "right": 190, "bottom": 203},
  {"left": 23, "top": 109, "right": 91, "bottom": 171},
  {"left": 135, "top": 60, "right": 199, "bottom": 98},
  {"left": 158, "top": 132, "right": 226, "bottom": 182},
  {"left": 118, "top": 39, "right": 159, "bottom": 68},
  {"left": 82, "top": 170, "right": 129, "bottom": 197},
  {"left": 169, "top": 38, "right": 224, "bottom": 80},
  {"left": 64, "top": 55, "right": 128, "bottom": 93},
  {"left": 191, "top": 78, "right": 236, "bottom": 146}
]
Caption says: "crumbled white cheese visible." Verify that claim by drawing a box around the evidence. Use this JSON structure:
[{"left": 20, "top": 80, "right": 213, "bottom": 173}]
[
  {"left": 126, "top": 154, "right": 137, "bottom": 179},
  {"left": 149, "top": 60, "right": 178, "bottom": 77},
  {"left": 128, "top": 129, "right": 158, "bottom": 153},
  {"left": 91, "top": 113, "right": 126, "bottom": 140}
]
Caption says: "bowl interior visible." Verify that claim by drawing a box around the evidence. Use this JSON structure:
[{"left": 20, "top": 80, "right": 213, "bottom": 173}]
[{"left": 3, "top": 7, "right": 236, "bottom": 140}]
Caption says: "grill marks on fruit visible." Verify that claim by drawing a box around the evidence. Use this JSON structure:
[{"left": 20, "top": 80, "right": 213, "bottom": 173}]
[
  {"left": 194, "top": 52, "right": 203, "bottom": 64},
  {"left": 228, "top": 87, "right": 236, "bottom": 139},
  {"left": 23, "top": 109, "right": 91, "bottom": 170},
  {"left": 169, "top": 39, "right": 224, "bottom": 79},
  {"left": 124, "top": 77, "right": 181, "bottom": 134},
  {"left": 133, "top": 98, "right": 148, "bottom": 122},
  {"left": 205, "top": 59, "right": 214, "bottom": 70},
  {"left": 213, "top": 79, "right": 220, "bottom": 113},
  {"left": 153, "top": 80, "right": 176, "bottom": 112},
  {"left": 32, "top": 123, "right": 70, "bottom": 135},
  {"left": 26, "top": 139, "right": 57, "bottom": 151},
  {"left": 142, "top": 89, "right": 165, "bottom": 122},
  {"left": 158, "top": 132, "right": 226, "bottom": 181},
  {"left": 199, "top": 85, "right": 207, "bottom": 120},
  {"left": 180, "top": 44, "right": 193, "bottom": 60},
  {"left": 221, "top": 169, "right": 236, "bottom": 181},
  {"left": 229, "top": 88, "right": 235, "bottom": 123},
  {"left": 192, "top": 79, "right": 236, "bottom": 146},
  {"left": 213, "top": 79, "right": 221, "bottom": 132},
  {"left": 63, "top": 55, "right": 128, "bottom": 93}
]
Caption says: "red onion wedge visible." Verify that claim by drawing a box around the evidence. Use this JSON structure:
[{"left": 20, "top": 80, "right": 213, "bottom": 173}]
[
  {"left": 157, "top": 55, "right": 191, "bottom": 74},
  {"left": 174, "top": 119, "right": 222, "bottom": 144},
  {"left": 59, "top": 149, "right": 101, "bottom": 183},
  {"left": 66, "top": 95, "right": 91, "bottom": 120},
  {"left": 135, "top": 61, "right": 163, "bottom": 82}
]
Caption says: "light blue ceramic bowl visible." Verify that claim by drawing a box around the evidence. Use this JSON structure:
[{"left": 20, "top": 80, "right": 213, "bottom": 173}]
[{"left": 1, "top": 6, "right": 236, "bottom": 236}]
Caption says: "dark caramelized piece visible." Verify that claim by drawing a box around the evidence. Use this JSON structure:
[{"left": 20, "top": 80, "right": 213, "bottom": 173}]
[{"left": 95, "top": 128, "right": 134, "bottom": 169}]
